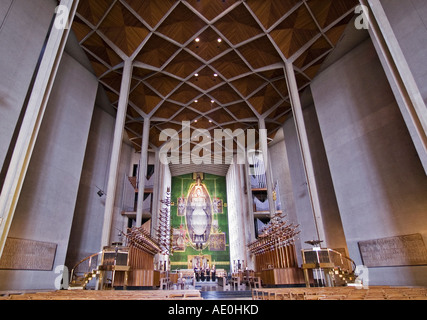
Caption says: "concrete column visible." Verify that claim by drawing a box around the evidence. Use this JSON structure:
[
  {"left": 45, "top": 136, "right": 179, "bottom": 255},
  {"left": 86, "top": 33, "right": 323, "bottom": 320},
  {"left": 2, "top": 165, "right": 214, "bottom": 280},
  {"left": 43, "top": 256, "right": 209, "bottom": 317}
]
[
  {"left": 136, "top": 117, "right": 151, "bottom": 227},
  {"left": 244, "top": 157, "right": 256, "bottom": 242},
  {"left": 258, "top": 118, "right": 276, "bottom": 218},
  {"left": 0, "top": 0, "right": 79, "bottom": 257},
  {"left": 150, "top": 148, "right": 160, "bottom": 236},
  {"left": 100, "top": 59, "right": 133, "bottom": 248},
  {"left": 284, "top": 62, "right": 326, "bottom": 244},
  {"left": 360, "top": 0, "right": 427, "bottom": 174}
]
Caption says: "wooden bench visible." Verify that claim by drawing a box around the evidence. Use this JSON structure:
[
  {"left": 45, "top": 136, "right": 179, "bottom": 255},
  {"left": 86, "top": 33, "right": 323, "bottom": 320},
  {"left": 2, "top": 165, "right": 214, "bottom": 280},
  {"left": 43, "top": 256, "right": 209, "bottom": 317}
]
[
  {"left": 252, "top": 286, "right": 427, "bottom": 301},
  {"left": 0, "top": 289, "right": 203, "bottom": 300}
]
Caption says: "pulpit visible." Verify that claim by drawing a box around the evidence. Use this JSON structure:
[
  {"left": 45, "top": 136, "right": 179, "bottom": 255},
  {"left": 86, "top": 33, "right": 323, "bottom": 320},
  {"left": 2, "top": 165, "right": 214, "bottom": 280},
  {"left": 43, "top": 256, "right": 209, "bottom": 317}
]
[{"left": 301, "top": 245, "right": 356, "bottom": 287}]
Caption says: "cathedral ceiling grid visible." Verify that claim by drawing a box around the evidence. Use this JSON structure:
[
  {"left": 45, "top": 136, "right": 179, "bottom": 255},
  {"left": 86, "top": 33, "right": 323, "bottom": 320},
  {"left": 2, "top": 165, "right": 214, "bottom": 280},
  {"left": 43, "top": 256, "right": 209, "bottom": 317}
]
[{"left": 72, "top": 0, "right": 358, "bottom": 152}]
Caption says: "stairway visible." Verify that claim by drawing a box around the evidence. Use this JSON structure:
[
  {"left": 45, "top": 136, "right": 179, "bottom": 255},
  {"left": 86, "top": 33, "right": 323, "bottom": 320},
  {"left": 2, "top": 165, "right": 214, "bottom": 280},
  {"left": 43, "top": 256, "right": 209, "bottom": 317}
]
[{"left": 68, "top": 268, "right": 99, "bottom": 290}]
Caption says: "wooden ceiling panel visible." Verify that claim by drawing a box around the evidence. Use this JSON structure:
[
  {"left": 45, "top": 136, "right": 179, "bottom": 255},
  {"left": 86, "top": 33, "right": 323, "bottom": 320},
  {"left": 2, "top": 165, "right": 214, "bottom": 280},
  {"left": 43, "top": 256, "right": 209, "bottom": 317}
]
[
  {"left": 152, "top": 101, "right": 182, "bottom": 120},
  {"left": 208, "top": 83, "right": 242, "bottom": 105},
  {"left": 129, "top": 83, "right": 163, "bottom": 115},
  {"left": 134, "top": 34, "right": 180, "bottom": 68},
  {"left": 221, "top": 122, "right": 253, "bottom": 132},
  {"left": 187, "top": 27, "right": 231, "bottom": 62},
  {"left": 210, "top": 50, "right": 251, "bottom": 80},
  {"left": 127, "top": 104, "right": 142, "bottom": 119},
  {"left": 186, "top": 0, "right": 239, "bottom": 22},
  {"left": 265, "top": 101, "right": 292, "bottom": 120},
  {"left": 257, "top": 68, "right": 285, "bottom": 81},
  {"left": 154, "top": 122, "right": 183, "bottom": 133},
  {"left": 269, "top": 5, "right": 320, "bottom": 58},
  {"left": 163, "top": 50, "right": 204, "bottom": 79},
  {"left": 98, "top": 2, "right": 150, "bottom": 56},
  {"left": 72, "top": 16, "right": 93, "bottom": 42},
  {"left": 171, "top": 108, "right": 200, "bottom": 122},
  {"left": 124, "top": 0, "right": 176, "bottom": 29},
  {"left": 133, "top": 67, "right": 156, "bottom": 80},
  {"left": 214, "top": 3, "right": 264, "bottom": 45},
  {"left": 205, "top": 109, "right": 235, "bottom": 125},
  {"left": 248, "top": 83, "right": 283, "bottom": 115},
  {"left": 294, "top": 71, "right": 311, "bottom": 90},
  {"left": 77, "top": 0, "right": 114, "bottom": 26},
  {"left": 230, "top": 74, "right": 265, "bottom": 97},
  {"left": 325, "top": 13, "right": 355, "bottom": 46},
  {"left": 191, "top": 117, "right": 213, "bottom": 130},
  {"left": 237, "top": 36, "right": 283, "bottom": 70},
  {"left": 226, "top": 102, "right": 257, "bottom": 120},
  {"left": 149, "top": 126, "right": 164, "bottom": 148},
  {"left": 190, "top": 95, "right": 218, "bottom": 113},
  {"left": 303, "top": 62, "right": 323, "bottom": 80},
  {"left": 156, "top": 2, "right": 205, "bottom": 45},
  {"left": 81, "top": 32, "right": 122, "bottom": 67},
  {"left": 246, "top": 0, "right": 302, "bottom": 30},
  {"left": 99, "top": 70, "right": 123, "bottom": 93},
  {"left": 103, "top": 86, "right": 119, "bottom": 104},
  {"left": 293, "top": 35, "right": 333, "bottom": 69},
  {"left": 306, "top": 0, "right": 358, "bottom": 29},
  {"left": 126, "top": 122, "right": 143, "bottom": 136},
  {"left": 143, "top": 73, "right": 182, "bottom": 97},
  {"left": 271, "top": 77, "right": 289, "bottom": 98},
  {"left": 168, "top": 83, "right": 201, "bottom": 105},
  {"left": 87, "top": 54, "right": 109, "bottom": 78},
  {"left": 188, "top": 66, "right": 224, "bottom": 91}
]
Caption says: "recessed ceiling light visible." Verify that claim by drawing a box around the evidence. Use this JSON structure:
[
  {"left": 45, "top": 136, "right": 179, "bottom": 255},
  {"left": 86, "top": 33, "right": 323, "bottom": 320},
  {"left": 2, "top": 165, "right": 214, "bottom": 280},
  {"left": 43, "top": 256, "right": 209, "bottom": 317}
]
[
  {"left": 195, "top": 73, "right": 199, "bottom": 77},
  {"left": 213, "top": 73, "right": 218, "bottom": 77},
  {"left": 217, "top": 38, "right": 222, "bottom": 43},
  {"left": 195, "top": 38, "right": 200, "bottom": 42},
  {"left": 194, "top": 100, "right": 198, "bottom": 103},
  {"left": 211, "top": 100, "right": 215, "bottom": 103}
]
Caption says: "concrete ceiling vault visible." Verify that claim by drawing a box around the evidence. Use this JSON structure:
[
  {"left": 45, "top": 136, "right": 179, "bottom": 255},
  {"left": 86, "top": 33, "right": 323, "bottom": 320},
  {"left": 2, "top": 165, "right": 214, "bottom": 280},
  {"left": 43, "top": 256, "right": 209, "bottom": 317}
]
[{"left": 70, "top": 0, "right": 359, "bottom": 167}]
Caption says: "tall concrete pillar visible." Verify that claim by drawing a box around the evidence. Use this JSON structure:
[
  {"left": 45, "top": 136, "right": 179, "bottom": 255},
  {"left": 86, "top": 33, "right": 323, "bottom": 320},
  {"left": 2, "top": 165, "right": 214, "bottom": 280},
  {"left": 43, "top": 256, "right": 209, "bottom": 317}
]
[
  {"left": 360, "top": 0, "right": 427, "bottom": 174},
  {"left": 258, "top": 118, "right": 276, "bottom": 218},
  {"left": 244, "top": 157, "right": 256, "bottom": 242},
  {"left": 150, "top": 148, "right": 160, "bottom": 237},
  {"left": 284, "top": 62, "right": 326, "bottom": 244},
  {"left": 0, "top": 0, "right": 79, "bottom": 257},
  {"left": 100, "top": 59, "right": 133, "bottom": 248},
  {"left": 136, "top": 117, "right": 151, "bottom": 227}
]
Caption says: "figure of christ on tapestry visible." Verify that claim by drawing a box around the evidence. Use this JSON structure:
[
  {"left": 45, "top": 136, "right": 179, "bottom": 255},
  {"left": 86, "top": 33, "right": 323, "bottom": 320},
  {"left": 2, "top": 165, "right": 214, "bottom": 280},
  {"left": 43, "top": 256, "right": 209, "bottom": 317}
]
[
  {"left": 170, "top": 173, "right": 231, "bottom": 272},
  {"left": 185, "top": 176, "right": 212, "bottom": 250}
]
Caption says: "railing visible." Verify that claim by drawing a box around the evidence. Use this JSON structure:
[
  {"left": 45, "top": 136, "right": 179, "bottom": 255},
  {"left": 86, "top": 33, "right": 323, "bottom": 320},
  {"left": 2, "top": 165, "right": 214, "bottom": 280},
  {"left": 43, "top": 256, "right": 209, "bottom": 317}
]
[
  {"left": 301, "top": 248, "right": 357, "bottom": 287},
  {"left": 328, "top": 249, "right": 357, "bottom": 273},
  {"left": 69, "top": 251, "right": 102, "bottom": 287}
]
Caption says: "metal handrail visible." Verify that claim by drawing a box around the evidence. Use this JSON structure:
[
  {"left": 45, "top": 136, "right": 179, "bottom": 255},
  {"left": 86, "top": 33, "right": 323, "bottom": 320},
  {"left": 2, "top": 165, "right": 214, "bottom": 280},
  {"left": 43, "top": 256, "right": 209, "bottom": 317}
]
[
  {"left": 70, "top": 251, "right": 101, "bottom": 285},
  {"left": 327, "top": 248, "right": 357, "bottom": 273}
]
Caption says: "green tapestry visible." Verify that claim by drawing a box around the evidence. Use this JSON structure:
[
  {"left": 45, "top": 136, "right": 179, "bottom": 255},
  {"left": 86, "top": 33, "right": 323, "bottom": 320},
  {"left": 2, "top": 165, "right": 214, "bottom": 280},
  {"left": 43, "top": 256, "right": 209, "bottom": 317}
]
[{"left": 170, "top": 173, "right": 230, "bottom": 272}]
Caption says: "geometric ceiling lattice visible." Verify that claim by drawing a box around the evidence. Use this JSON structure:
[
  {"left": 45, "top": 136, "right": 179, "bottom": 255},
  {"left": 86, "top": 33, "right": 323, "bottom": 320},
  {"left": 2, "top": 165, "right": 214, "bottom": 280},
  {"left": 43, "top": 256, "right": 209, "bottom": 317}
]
[{"left": 72, "top": 0, "right": 359, "bottom": 152}]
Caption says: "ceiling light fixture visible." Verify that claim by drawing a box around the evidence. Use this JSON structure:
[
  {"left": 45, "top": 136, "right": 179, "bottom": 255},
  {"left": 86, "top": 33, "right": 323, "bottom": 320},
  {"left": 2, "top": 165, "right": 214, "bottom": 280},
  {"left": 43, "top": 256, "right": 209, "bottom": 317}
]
[
  {"left": 195, "top": 38, "right": 200, "bottom": 42},
  {"left": 217, "top": 38, "right": 222, "bottom": 43}
]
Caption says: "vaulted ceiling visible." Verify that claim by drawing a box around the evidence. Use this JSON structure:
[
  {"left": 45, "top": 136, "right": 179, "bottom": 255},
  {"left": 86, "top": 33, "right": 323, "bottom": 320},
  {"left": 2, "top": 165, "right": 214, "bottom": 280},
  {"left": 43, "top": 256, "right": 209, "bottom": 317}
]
[{"left": 71, "top": 0, "right": 358, "bottom": 156}]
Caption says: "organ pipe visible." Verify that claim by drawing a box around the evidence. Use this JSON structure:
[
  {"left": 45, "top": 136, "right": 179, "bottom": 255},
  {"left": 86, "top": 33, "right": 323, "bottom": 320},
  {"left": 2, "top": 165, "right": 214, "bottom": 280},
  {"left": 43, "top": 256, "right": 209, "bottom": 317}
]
[{"left": 247, "top": 213, "right": 300, "bottom": 270}]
